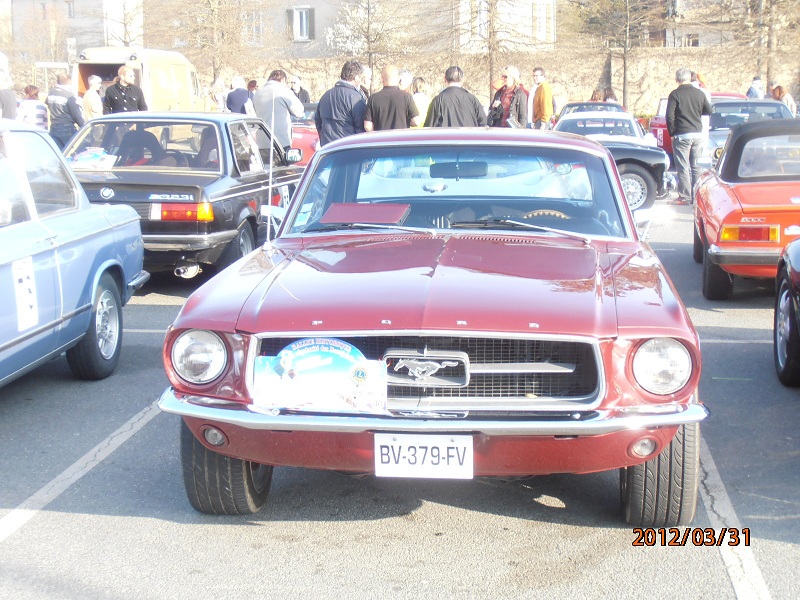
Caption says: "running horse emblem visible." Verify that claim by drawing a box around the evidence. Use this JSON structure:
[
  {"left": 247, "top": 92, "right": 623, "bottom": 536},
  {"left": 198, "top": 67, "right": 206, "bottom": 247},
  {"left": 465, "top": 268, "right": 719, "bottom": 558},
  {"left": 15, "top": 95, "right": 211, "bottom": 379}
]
[{"left": 393, "top": 358, "right": 460, "bottom": 381}]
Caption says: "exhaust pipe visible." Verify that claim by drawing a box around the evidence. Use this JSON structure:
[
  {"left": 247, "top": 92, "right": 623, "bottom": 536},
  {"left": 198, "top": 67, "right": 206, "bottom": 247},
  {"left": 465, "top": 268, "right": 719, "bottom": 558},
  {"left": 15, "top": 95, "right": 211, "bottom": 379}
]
[{"left": 174, "top": 261, "right": 201, "bottom": 279}]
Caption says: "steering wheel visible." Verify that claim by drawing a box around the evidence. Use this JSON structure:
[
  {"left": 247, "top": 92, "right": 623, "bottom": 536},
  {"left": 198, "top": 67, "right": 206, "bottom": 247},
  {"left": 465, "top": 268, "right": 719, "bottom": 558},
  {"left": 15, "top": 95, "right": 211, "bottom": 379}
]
[{"left": 524, "top": 209, "right": 571, "bottom": 220}]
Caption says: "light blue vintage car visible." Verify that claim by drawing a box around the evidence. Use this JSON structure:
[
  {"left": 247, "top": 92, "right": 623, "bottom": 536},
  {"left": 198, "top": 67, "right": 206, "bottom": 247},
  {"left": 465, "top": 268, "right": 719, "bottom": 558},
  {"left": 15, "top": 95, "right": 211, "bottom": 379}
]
[{"left": 0, "top": 121, "right": 149, "bottom": 387}]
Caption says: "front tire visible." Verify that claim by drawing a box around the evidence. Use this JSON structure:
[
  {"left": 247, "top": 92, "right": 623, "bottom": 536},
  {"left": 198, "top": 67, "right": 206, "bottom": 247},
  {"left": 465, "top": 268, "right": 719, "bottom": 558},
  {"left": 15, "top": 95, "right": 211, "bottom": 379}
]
[
  {"left": 774, "top": 271, "right": 800, "bottom": 386},
  {"left": 618, "top": 164, "right": 656, "bottom": 211},
  {"left": 66, "top": 272, "right": 122, "bottom": 380},
  {"left": 620, "top": 423, "right": 700, "bottom": 527},
  {"left": 693, "top": 222, "right": 704, "bottom": 264},
  {"left": 702, "top": 241, "right": 733, "bottom": 300},
  {"left": 181, "top": 420, "right": 273, "bottom": 515}
]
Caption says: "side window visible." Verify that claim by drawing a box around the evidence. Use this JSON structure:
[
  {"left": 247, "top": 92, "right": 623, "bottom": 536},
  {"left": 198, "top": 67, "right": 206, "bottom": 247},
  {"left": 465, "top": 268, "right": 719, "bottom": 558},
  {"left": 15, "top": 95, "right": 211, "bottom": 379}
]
[
  {"left": 248, "top": 121, "right": 282, "bottom": 167},
  {"left": 229, "top": 121, "right": 265, "bottom": 174},
  {"left": 0, "top": 133, "right": 32, "bottom": 227},
  {"left": 15, "top": 132, "right": 77, "bottom": 218}
]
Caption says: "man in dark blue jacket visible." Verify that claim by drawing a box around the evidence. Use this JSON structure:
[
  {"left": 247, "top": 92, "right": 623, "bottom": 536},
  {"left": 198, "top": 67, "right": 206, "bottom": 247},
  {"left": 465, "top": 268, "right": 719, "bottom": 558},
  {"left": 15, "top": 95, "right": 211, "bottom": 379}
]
[{"left": 315, "top": 61, "right": 367, "bottom": 147}]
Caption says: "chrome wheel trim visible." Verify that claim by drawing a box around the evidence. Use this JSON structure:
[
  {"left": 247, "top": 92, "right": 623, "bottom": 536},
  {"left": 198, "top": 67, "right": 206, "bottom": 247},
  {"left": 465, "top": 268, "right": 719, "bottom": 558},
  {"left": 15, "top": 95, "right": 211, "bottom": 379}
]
[
  {"left": 776, "top": 288, "right": 792, "bottom": 370},
  {"left": 96, "top": 289, "right": 120, "bottom": 360},
  {"left": 621, "top": 173, "right": 648, "bottom": 210}
]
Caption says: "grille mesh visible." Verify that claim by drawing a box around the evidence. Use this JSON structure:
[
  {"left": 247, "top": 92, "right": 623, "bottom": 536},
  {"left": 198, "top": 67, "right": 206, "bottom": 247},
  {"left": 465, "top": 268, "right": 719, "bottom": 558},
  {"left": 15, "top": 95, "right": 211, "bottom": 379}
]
[{"left": 258, "top": 336, "right": 598, "bottom": 400}]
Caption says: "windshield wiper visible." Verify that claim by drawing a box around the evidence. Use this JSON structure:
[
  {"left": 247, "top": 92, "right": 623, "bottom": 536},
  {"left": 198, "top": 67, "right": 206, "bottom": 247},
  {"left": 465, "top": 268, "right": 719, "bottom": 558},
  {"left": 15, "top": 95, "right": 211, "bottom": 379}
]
[
  {"left": 450, "top": 218, "right": 590, "bottom": 244},
  {"left": 303, "top": 222, "right": 435, "bottom": 236}
]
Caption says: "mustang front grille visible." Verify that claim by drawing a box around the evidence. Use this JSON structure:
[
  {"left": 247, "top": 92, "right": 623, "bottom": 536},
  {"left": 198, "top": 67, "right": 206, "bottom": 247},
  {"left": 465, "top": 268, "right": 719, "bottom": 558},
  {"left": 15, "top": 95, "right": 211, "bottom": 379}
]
[{"left": 258, "top": 336, "right": 599, "bottom": 406}]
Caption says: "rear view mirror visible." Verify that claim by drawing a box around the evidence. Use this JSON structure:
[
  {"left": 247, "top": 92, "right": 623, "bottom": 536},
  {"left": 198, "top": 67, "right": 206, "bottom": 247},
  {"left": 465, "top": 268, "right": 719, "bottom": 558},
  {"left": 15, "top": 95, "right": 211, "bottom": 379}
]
[{"left": 430, "top": 161, "right": 488, "bottom": 179}]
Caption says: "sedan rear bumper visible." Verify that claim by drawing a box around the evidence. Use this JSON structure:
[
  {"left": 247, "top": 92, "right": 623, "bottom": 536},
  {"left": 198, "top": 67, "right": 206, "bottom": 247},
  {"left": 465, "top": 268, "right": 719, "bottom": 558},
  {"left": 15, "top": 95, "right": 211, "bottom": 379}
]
[
  {"left": 158, "top": 387, "right": 708, "bottom": 437},
  {"left": 707, "top": 244, "right": 782, "bottom": 266},
  {"left": 143, "top": 231, "right": 238, "bottom": 252}
]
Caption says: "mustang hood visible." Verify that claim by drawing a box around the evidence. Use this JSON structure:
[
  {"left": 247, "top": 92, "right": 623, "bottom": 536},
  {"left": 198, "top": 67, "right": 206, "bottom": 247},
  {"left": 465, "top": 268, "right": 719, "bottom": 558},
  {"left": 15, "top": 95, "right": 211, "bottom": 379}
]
[{"left": 233, "top": 235, "right": 629, "bottom": 337}]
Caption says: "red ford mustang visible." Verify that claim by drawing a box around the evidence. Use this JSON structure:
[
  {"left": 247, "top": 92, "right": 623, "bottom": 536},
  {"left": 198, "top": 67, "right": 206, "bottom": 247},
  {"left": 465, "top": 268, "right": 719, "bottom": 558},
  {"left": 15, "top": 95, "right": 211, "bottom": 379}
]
[
  {"left": 159, "top": 128, "right": 706, "bottom": 526},
  {"left": 694, "top": 118, "right": 800, "bottom": 299}
]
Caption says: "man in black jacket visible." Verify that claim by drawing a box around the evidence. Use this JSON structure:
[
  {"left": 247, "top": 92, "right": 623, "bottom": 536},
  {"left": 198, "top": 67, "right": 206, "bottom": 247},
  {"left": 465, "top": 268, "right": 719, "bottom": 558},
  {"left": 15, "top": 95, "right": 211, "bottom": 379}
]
[
  {"left": 315, "top": 61, "right": 367, "bottom": 147},
  {"left": 104, "top": 66, "right": 148, "bottom": 113},
  {"left": 424, "top": 66, "right": 486, "bottom": 127},
  {"left": 666, "top": 67, "right": 712, "bottom": 205}
]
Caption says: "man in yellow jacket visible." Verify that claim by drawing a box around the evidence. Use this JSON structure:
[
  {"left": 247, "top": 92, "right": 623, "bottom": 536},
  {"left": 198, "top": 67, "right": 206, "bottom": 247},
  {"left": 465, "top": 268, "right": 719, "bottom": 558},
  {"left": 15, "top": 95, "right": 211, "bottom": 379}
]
[{"left": 530, "top": 67, "right": 553, "bottom": 129}]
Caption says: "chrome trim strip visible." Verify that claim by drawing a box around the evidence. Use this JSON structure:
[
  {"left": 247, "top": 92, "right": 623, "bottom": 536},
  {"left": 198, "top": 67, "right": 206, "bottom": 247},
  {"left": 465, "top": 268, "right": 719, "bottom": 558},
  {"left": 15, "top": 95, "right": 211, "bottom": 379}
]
[
  {"left": 470, "top": 362, "right": 575, "bottom": 374},
  {"left": 158, "top": 388, "right": 708, "bottom": 436},
  {"left": 143, "top": 231, "right": 237, "bottom": 251},
  {"left": 707, "top": 244, "right": 782, "bottom": 266},
  {"left": 0, "top": 305, "right": 90, "bottom": 354}
]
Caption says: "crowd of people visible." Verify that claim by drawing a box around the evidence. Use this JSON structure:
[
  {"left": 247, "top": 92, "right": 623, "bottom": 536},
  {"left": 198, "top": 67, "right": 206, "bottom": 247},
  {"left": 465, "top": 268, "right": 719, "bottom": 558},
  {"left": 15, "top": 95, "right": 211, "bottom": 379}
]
[{"left": 1, "top": 59, "right": 797, "bottom": 167}]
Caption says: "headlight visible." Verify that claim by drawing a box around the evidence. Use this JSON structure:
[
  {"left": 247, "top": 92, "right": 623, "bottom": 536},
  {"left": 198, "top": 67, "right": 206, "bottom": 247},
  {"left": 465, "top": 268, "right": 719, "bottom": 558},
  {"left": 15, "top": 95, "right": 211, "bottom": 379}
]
[
  {"left": 632, "top": 338, "right": 692, "bottom": 395},
  {"left": 171, "top": 330, "right": 227, "bottom": 384}
]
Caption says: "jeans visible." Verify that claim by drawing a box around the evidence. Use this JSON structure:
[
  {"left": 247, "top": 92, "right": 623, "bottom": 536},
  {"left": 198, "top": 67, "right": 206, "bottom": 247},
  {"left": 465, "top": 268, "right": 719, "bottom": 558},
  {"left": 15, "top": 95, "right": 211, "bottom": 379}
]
[{"left": 673, "top": 136, "right": 704, "bottom": 202}]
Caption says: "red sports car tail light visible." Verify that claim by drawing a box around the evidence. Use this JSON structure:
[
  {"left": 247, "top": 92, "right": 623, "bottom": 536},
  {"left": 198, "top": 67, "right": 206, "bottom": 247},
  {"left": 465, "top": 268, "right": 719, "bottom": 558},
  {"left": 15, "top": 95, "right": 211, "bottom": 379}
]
[
  {"left": 150, "top": 202, "right": 214, "bottom": 222},
  {"left": 720, "top": 224, "right": 779, "bottom": 242}
]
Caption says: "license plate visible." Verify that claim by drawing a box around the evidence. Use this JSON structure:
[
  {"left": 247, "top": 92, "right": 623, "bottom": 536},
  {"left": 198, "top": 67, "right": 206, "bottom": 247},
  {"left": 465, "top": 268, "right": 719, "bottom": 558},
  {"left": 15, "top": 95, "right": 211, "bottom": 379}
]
[{"left": 374, "top": 433, "right": 473, "bottom": 479}]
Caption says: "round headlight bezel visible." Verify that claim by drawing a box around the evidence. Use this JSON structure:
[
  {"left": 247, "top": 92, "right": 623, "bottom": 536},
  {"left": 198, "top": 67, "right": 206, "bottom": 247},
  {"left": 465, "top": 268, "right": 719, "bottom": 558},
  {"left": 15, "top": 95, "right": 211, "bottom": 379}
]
[
  {"left": 171, "top": 329, "right": 228, "bottom": 385},
  {"left": 631, "top": 338, "right": 693, "bottom": 396}
]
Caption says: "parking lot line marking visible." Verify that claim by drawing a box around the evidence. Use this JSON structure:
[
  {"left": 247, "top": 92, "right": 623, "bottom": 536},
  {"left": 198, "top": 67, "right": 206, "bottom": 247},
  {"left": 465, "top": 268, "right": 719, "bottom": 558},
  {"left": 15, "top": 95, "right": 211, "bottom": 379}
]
[
  {"left": 700, "top": 339, "right": 771, "bottom": 344},
  {"left": 124, "top": 328, "right": 167, "bottom": 334},
  {"left": 0, "top": 401, "right": 160, "bottom": 544},
  {"left": 700, "top": 437, "right": 772, "bottom": 600}
]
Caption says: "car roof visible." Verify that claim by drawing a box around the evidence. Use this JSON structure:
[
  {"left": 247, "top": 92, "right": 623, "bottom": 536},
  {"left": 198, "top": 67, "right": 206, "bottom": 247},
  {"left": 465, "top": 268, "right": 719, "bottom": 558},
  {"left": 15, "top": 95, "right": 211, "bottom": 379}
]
[
  {"left": 321, "top": 127, "right": 611, "bottom": 157},
  {"left": 712, "top": 99, "right": 786, "bottom": 107},
  {"left": 84, "top": 112, "right": 252, "bottom": 124},
  {"left": 719, "top": 119, "right": 800, "bottom": 182},
  {"left": 556, "top": 111, "right": 635, "bottom": 121},
  {"left": 0, "top": 119, "right": 47, "bottom": 133}
]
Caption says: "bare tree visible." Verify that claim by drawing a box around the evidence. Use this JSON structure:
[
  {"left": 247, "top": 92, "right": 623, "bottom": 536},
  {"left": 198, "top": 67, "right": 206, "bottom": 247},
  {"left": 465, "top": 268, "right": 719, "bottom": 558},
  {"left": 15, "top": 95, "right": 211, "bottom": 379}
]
[
  {"left": 570, "top": 0, "right": 667, "bottom": 107},
  {"left": 144, "top": 0, "right": 285, "bottom": 83}
]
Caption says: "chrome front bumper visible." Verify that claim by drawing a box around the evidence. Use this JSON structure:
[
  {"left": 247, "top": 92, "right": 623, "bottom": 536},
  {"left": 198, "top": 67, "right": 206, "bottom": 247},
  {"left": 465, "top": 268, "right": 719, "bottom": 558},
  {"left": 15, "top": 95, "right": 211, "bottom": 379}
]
[
  {"left": 158, "top": 388, "right": 708, "bottom": 437},
  {"left": 707, "top": 244, "right": 782, "bottom": 266}
]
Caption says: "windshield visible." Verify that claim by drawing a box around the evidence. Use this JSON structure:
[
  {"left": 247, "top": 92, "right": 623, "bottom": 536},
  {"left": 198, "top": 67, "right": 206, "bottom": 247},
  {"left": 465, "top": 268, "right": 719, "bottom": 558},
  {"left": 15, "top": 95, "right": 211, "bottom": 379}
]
[
  {"left": 285, "top": 144, "right": 627, "bottom": 238},
  {"left": 709, "top": 103, "right": 792, "bottom": 131},
  {"left": 64, "top": 121, "right": 221, "bottom": 172},
  {"left": 555, "top": 117, "right": 637, "bottom": 137}
]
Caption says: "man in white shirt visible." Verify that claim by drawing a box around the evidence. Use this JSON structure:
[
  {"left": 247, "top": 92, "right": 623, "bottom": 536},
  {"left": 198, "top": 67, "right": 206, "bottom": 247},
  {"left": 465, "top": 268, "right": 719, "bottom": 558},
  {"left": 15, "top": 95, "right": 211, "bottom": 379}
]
[{"left": 252, "top": 69, "right": 304, "bottom": 151}]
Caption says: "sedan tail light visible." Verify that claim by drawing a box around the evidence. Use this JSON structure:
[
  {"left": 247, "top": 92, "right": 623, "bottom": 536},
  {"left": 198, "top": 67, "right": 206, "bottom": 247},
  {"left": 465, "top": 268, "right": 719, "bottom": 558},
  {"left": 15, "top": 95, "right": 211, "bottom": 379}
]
[
  {"left": 720, "top": 224, "right": 779, "bottom": 242},
  {"left": 150, "top": 202, "right": 214, "bottom": 222}
]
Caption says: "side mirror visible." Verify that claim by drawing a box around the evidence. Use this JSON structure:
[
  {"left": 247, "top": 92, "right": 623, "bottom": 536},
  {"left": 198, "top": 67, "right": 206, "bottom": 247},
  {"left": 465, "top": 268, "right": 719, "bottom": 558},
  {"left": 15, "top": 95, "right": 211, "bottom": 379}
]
[{"left": 285, "top": 148, "right": 303, "bottom": 164}]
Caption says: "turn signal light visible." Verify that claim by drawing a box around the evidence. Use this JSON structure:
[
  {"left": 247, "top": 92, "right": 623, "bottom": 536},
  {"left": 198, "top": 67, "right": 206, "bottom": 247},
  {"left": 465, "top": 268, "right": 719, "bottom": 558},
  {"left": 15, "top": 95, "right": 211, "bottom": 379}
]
[
  {"left": 151, "top": 202, "right": 214, "bottom": 222},
  {"left": 720, "top": 225, "right": 778, "bottom": 242}
]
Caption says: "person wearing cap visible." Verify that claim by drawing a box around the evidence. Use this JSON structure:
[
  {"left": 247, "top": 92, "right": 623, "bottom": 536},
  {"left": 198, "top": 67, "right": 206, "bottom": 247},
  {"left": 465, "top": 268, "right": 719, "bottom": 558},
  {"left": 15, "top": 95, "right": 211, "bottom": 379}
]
[
  {"left": 487, "top": 66, "right": 527, "bottom": 128},
  {"left": 83, "top": 75, "right": 104, "bottom": 120}
]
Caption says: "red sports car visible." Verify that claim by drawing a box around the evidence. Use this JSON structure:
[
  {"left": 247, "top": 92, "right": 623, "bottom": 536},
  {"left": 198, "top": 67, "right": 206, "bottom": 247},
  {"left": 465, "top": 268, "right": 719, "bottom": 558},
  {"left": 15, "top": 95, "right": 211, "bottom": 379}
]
[
  {"left": 694, "top": 119, "right": 800, "bottom": 299},
  {"left": 159, "top": 128, "right": 706, "bottom": 526}
]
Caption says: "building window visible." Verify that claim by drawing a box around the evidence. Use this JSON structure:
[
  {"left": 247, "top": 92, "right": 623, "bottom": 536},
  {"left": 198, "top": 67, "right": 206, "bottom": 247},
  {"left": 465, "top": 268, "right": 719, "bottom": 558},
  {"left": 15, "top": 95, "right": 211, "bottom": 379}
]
[
  {"left": 287, "top": 7, "right": 314, "bottom": 42},
  {"left": 66, "top": 1, "right": 75, "bottom": 18},
  {"left": 244, "top": 10, "right": 265, "bottom": 45}
]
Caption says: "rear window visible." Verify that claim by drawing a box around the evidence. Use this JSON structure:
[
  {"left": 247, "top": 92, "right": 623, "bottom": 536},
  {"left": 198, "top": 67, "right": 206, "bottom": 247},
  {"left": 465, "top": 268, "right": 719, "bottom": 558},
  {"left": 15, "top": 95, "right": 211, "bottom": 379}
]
[
  {"left": 65, "top": 121, "right": 220, "bottom": 171},
  {"left": 737, "top": 135, "right": 800, "bottom": 179}
]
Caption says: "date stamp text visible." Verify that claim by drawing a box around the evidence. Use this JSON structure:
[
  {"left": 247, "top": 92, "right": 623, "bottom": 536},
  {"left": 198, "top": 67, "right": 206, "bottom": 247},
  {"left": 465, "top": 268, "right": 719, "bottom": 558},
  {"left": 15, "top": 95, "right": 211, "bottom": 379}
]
[{"left": 632, "top": 528, "right": 750, "bottom": 547}]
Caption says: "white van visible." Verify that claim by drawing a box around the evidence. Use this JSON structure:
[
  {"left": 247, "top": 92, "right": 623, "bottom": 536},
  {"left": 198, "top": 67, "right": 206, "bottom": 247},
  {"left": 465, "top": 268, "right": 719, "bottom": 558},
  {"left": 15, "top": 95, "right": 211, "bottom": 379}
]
[{"left": 72, "top": 47, "right": 202, "bottom": 112}]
